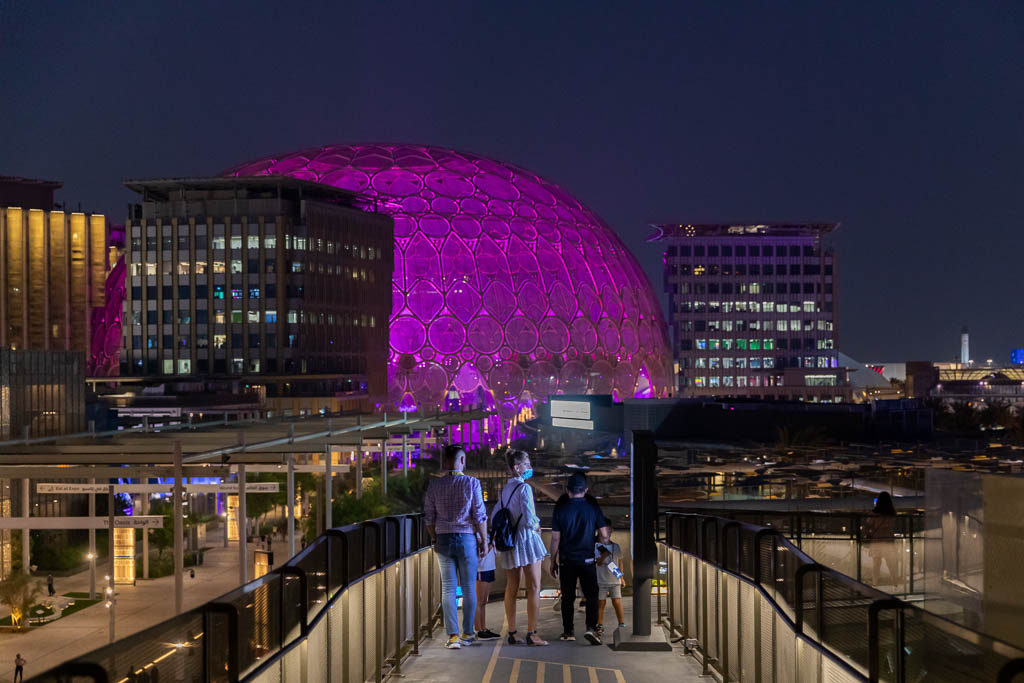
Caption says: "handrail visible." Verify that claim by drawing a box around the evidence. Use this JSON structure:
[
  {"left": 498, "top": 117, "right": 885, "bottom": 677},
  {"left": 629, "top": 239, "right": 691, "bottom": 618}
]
[
  {"left": 662, "top": 511, "right": 1024, "bottom": 683},
  {"left": 28, "top": 512, "right": 435, "bottom": 683}
]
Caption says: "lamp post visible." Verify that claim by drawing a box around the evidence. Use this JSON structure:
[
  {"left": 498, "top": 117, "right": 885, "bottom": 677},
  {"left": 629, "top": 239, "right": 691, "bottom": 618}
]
[
  {"left": 87, "top": 552, "right": 96, "bottom": 600},
  {"left": 104, "top": 573, "right": 115, "bottom": 643}
]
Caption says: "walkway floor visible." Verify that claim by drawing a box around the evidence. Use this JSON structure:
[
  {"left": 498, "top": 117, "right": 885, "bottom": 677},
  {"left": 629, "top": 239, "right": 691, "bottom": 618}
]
[
  {"left": 0, "top": 526, "right": 266, "bottom": 683},
  {"left": 402, "top": 596, "right": 704, "bottom": 682}
]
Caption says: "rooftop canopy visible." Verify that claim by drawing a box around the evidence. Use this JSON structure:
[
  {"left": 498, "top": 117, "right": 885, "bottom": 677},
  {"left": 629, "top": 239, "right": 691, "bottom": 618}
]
[{"left": 648, "top": 222, "right": 838, "bottom": 241}]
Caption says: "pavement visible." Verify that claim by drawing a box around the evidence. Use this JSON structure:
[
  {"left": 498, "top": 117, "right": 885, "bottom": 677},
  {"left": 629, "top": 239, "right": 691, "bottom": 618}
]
[
  {"left": 0, "top": 526, "right": 272, "bottom": 683},
  {"left": 401, "top": 596, "right": 705, "bottom": 682}
]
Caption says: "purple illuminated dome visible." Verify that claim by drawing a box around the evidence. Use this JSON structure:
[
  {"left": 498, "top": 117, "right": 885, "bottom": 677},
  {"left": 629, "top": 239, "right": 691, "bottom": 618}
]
[{"left": 227, "top": 144, "right": 671, "bottom": 427}]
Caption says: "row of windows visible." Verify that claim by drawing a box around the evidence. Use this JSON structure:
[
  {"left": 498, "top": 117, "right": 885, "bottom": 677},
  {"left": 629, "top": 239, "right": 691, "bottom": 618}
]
[
  {"left": 683, "top": 337, "right": 834, "bottom": 351},
  {"left": 129, "top": 259, "right": 376, "bottom": 280},
  {"left": 126, "top": 356, "right": 369, "bottom": 376},
  {"left": 672, "top": 282, "right": 832, "bottom": 296},
  {"left": 678, "top": 301, "right": 819, "bottom": 314},
  {"left": 671, "top": 263, "right": 831, "bottom": 277},
  {"left": 668, "top": 244, "right": 818, "bottom": 258},
  {"left": 685, "top": 371, "right": 838, "bottom": 388},
  {"left": 129, "top": 231, "right": 383, "bottom": 261},
  {"left": 679, "top": 320, "right": 834, "bottom": 333},
  {"left": 128, "top": 309, "right": 377, "bottom": 328},
  {"left": 686, "top": 354, "right": 835, "bottom": 369}
]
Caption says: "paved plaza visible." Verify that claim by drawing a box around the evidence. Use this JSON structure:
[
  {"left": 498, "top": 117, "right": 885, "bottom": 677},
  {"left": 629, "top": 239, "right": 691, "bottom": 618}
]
[{"left": 0, "top": 526, "right": 259, "bottom": 682}]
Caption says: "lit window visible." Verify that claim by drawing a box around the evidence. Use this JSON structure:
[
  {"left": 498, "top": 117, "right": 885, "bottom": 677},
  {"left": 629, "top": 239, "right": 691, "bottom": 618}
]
[
  {"left": 723, "top": 339, "right": 734, "bottom": 350},
  {"left": 723, "top": 358, "right": 734, "bottom": 369},
  {"left": 248, "top": 235, "right": 259, "bottom": 249},
  {"left": 215, "top": 312, "right": 226, "bottom": 324},
  {"left": 736, "top": 358, "right": 747, "bottom": 369},
  {"left": 265, "top": 310, "right": 277, "bottom": 323},
  {"left": 195, "top": 261, "right": 207, "bottom": 274},
  {"left": 231, "top": 260, "right": 242, "bottom": 274},
  {"left": 249, "top": 287, "right": 260, "bottom": 299},
  {"left": 736, "top": 339, "right": 748, "bottom": 350},
  {"left": 211, "top": 236, "right": 226, "bottom": 250},
  {"left": 130, "top": 263, "right": 142, "bottom": 276},
  {"left": 763, "top": 339, "right": 774, "bottom": 350},
  {"left": 213, "top": 261, "right": 226, "bottom": 273},
  {"left": 763, "top": 302, "right": 774, "bottom": 313},
  {"left": 247, "top": 310, "right": 259, "bottom": 323},
  {"left": 710, "top": 339, "right": 721, "bottom": 350},
  {"left": 778, "top": 320, "right": 788, "bottom": 332},
  {"left": 291, "top": 261, "right": 304, "bottom": 273},
  {"left": 723, "top": 376, "right": 734, "bottom": 386},
  {"left": 695, "top": 358, "right": 707, "bottom": 368},
  {"left": 709, "top": 357, "right": 721, "bottom": 369},
  {"left": 749, "top": 339, "right": 761, "bottom": 350},
  {"left": 231, "top": 311, "right": 243, "bottom": 324},
  {"left": 264, "top": 235, "right": 277, "bottom": 249},
  {"left": 230, "top": 236, "right": 242, "bottom": 250},
  {"left": 737, "top": 376, "right": 748, "bottom": 387},
  {"left": 803, "top": 301, "right": 815, "bottom": 312},
  {"left": 696, "top": 339, "right": 707, "bottom": 350},
  {"left": 750, "top": 358, "right": 762, "bottom": 369},
  {"left": 213, "top": 285, "right": 225, "bottom": 300},
  {"left": 146, "top": 263, "right": 157, "bottom": 276},
  {"left": 694, "top": 377, "right": 706, "bottom": 387},
  {"left": 231, "top": 288, "right": 242, "bottom": 301},
  {"left": 763, "top": 357, "right": 775, "bottom": 368},
  {"left": 709, "top": 377, "right": 720, "bottom": 387},
  {"left": 178, "top": 261, "right": 190, "bottom": 275}
]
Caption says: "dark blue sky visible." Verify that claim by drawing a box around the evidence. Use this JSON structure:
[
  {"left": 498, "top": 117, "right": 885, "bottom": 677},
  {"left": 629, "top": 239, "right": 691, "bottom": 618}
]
[{"left": 2, "top": 1, "right": 1022, "bottom": 363}]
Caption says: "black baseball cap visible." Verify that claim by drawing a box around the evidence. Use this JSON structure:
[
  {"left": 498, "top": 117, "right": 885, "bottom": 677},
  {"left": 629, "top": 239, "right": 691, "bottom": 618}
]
[{"left": 567, "top": 472, "right": 587, "bottom": 493}]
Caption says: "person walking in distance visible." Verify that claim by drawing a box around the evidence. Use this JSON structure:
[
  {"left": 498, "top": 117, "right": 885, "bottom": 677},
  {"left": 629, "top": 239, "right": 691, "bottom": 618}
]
[
  {"left": 549, "top": 473, "right": 610, "bottom": 645},
  {"left": 14, "top": 654, "right": 25, "bottom": 683},
  {"left": 493, "top": 450, "right": 549, "bottom": 646},
  {"left": 47, "top": 573, "right": 54, "bottom": 597},
  {"left": 424, "top": 444, "right": 490, "bottom": 650}
]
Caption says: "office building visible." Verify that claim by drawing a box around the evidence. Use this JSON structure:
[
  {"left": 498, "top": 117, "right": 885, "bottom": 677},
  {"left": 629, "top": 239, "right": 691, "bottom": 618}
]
[
  {"left": 0, "top": 178, "right": 108, "bottom": 356},
  {"left": 120, "top": 177, "right": 393, "bottom": 414},
  {"left": 0, "top": 348, "right": 85, "bottom": 439},
  {"left": 651, "top": 223, "right": 849, "bottom": 402}
]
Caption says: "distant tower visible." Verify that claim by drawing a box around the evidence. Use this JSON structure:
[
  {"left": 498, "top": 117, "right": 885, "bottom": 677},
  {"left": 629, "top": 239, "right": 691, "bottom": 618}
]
[{"left": 961, "top": 326, "right": 970, "bottom": 366}]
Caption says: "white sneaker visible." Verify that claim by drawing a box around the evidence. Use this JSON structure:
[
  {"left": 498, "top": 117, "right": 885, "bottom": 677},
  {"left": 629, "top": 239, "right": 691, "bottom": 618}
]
[{"left": 445, "top": 635, "right": 462, "bottom": 649}]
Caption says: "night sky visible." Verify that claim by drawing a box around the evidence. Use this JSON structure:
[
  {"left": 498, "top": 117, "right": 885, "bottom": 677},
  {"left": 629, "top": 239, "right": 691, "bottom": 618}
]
[{"left": 2, "top": 2, "right": 1022, "bottom": 364}]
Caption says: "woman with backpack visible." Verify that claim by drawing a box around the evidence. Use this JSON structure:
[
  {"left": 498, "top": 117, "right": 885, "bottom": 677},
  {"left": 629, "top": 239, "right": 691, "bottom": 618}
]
[{"left": 493, "top": 449, "right": 548, "bottom": 646}]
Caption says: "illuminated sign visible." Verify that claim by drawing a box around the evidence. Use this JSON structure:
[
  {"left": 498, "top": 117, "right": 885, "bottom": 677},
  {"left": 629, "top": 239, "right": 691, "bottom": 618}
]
[
  {"left": 227, "top": 495, "right": 239, "bottom": 541},
  {"left": 114, "top": 527, "right": 135, "bottom": 585},
  {"left": 550, "top": 398, "right": 595, "bottom": 430},
  {"left": 36, "top": 482, "right": 279, "bottom": 494},
  {"left": 550, "top": 399, "right": 591, "bottom": 420}
]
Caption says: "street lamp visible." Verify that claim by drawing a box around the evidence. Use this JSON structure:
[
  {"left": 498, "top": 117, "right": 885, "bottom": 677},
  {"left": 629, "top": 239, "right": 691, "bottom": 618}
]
[{"left": 104, "top": 575, "right": 115, "bottom": 643}]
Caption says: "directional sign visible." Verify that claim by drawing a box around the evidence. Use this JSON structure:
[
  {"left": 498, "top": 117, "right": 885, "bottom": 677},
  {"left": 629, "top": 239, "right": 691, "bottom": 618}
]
[
  {"left": 0, "top": 516, "right": 165, "bottom": 530},
  {"left": 36, "top": 482, "right": 279, "bottom": 494}
]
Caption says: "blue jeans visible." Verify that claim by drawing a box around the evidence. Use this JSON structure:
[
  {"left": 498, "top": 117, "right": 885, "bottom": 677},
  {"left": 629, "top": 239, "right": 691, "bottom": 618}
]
[{"left": 435, "top": 533, "right": 478, "bottom": 636}]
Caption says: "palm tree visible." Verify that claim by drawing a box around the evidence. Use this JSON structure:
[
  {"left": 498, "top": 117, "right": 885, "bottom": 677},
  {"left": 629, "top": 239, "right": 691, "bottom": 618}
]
[{"left": 0, "top": 573, "right": 44, "bottom": 629}]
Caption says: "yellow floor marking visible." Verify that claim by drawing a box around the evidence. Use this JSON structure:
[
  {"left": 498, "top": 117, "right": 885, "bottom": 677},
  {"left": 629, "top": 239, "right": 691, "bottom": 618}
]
[
  {"left": 562, "top": 663, "right": 571, "bottom": 683},
  {"left": 481, "top": 613, "right": 507, "bottom": 683},
  {"left": 510, "top": 659, "right": 521, "bottom": 683},
  {"left": 588, "top": 667, "right": 599, "bottom": 683},
  {"left": 536, "top": 661, "right": 545, "bottom": 683},
  {"left": 498, "top": 657, "right": 617, "bottom": 672},
  {"left": 614, "top": 671, "right": 626, "bottom": 683}
]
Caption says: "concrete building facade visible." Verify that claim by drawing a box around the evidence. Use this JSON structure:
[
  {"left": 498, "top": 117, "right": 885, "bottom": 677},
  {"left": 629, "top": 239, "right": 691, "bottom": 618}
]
[{"left": 651, "top": 223, "right": 849, "bottom": 402}]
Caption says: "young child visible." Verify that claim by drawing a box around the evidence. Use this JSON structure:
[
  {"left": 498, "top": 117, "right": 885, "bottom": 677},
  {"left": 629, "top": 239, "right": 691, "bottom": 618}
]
[
  {"left": 595, "top": 531, "right": 627, "bottom": 633},
  {"left": 475, "top": 536, "right": 500, "bottom": 640}
]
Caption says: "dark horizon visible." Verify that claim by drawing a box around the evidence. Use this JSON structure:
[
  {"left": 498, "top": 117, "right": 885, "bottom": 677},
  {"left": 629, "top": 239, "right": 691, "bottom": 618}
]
[{"left": 2, "top": 1, "right": 1022, "bottom": 365}]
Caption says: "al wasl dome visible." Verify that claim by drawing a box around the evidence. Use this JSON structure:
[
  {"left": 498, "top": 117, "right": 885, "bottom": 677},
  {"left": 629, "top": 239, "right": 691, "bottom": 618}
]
[{"left": 227, "top": 144, "right": 671, "bottom": 438}]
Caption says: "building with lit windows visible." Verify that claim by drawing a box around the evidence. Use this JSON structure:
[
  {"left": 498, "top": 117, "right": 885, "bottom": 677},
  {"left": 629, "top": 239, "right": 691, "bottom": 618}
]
[
  {"left": 0, "top": 177, "right": 111, "bottom": 362},
  {"left": 650, "top": 223, "right": 849, "bottom": 402},
  {"left": 120, "top": 177, "right": 393, "bottom": 414}
]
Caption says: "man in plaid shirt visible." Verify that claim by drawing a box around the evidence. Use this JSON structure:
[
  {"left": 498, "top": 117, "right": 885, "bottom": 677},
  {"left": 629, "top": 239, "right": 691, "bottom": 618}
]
[{"left": 425, "top": 444, "right": 490, "bottom": 649}]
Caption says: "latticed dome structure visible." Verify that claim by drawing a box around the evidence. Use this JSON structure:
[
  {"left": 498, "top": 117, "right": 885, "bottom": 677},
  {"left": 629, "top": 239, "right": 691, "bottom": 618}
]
[{"left": 227, "top": 144, "right": 671, "bottom": 436}]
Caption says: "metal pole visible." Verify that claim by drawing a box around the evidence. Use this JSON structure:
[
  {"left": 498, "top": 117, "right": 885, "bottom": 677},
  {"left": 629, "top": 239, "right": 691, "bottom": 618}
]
[
  {"left": 356, "top": 438, "right": 363, "bottom": 500},
  {"left": 108, "top": 483, "right": 115, "bottom": 643},
  {"left": 631, "top": 430, "right": 658, "bottom": 636},
  {"left": 287, "top": 453, "right": 295, "bottom": 559},
  {"left": 238, "top": 463, "right": 247, "bottom": 584},
  {"left": 141, "top": 487, "right": 150, "bottom": 580},
  {"left": 173, "top": 442, "right": 184, "bottom": 615},
  {"left": 21, "top": 478, "right": 29, "bottom": 575},
  {"left": 325, "top": 446, "right": 333, "bottom": 530},
  {"left": 403, "top": 434, "right": 409, "bottom": 478},
  {"left": 89, "top": 475, "right": 96, "bottom": 597},
  {"left": 381, "top": 438, "right": 388, "bottom": 496}
]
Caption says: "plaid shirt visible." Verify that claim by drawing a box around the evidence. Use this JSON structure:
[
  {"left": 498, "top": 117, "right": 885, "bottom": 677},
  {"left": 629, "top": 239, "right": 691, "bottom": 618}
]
[{"left": 424, "top": 471, "right": 486, "bottom": 535}]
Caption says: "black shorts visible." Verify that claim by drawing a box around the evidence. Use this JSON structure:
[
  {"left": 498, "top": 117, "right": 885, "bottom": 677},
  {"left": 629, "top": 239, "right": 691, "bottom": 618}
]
[{"left": 478, "top": 569, "right": 495, "bottom": 583}]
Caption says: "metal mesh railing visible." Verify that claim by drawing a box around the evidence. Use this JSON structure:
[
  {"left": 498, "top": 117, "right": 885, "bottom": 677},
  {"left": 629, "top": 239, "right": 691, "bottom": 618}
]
[
  {"left": 662, "top": 512, "right": 1024, "bottom": 683},
  {"left": 29, "top": 513, "right": 438, "bottom": 683}
]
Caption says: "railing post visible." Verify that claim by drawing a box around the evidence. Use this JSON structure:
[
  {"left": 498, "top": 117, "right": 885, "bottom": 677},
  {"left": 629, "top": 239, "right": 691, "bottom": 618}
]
[
  {"left": 279, "top": 565, "right": 308, "bottom": 639},
  {"left": 868, "top": 598, "right": 906, "bottom": 683},
  {"left": 204, "top": 602, "right": 239, "bottom": 683},
  {"left": 794, "top": 563, "right": 822, "bottom": 640}
]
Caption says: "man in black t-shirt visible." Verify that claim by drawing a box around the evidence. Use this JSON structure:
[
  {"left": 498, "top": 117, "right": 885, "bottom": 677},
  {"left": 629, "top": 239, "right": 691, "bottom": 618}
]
[{"left": 549, "top": 473, "right": 610, "bottom": 644}]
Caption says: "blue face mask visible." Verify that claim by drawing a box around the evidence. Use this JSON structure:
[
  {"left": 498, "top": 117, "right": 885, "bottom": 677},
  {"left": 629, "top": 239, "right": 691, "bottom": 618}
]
[{"left": 521, "top": 468, "right": 534, "bottom": 481}]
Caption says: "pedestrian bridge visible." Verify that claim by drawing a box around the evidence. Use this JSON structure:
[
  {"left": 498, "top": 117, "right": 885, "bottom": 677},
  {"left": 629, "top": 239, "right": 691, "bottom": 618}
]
[{"left": 30, "top": 513, "right": 1024, "bottom": 683}]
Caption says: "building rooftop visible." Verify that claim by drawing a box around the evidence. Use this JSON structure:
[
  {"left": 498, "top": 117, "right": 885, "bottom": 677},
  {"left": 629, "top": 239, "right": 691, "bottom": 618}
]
[
  {"left": 648, "top": 222, "right": 838, "bottom": 241},
  {"left": 123, "top": 175, "right": 373, "bottom": 208}
]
